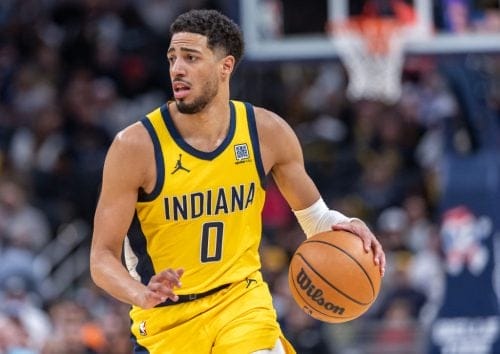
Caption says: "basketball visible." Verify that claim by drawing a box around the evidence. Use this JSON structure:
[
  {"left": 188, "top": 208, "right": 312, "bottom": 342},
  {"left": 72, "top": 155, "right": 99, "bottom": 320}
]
[{"left": 288, "top": 230, "right": 381, "bottom": 323}]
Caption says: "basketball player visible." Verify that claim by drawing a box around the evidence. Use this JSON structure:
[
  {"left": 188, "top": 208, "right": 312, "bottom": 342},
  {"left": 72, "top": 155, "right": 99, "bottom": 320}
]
[{"left": 90, "top": 9, "right": 386, "bottom": 354}]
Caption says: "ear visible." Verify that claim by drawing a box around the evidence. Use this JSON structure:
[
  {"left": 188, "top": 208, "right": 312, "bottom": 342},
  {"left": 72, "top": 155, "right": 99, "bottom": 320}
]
[{"left": 220, "top": 55, "right": 235, "bottom": 78}]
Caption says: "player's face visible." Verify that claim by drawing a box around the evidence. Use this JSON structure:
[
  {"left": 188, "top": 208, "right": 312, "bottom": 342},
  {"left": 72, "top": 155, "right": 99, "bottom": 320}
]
[{"left": 167, "top": 32, "right": 222, "bottom": 114}]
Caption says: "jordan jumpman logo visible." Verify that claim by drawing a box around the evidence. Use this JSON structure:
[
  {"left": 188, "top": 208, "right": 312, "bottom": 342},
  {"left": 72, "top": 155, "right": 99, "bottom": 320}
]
[{"left": 171, "top": 154, "right": 190, "bottom": 174}]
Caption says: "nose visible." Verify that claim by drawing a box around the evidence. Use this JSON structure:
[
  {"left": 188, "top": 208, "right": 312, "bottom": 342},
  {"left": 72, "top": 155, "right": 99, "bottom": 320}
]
[{"left": 170, "top": 58, "right": 186, "bottom": 76}]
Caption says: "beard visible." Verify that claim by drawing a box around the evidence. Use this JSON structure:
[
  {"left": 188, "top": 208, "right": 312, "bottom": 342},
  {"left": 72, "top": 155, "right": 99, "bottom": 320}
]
[{"left": 175, "top": 77, "right": 218, "bottom": 114}]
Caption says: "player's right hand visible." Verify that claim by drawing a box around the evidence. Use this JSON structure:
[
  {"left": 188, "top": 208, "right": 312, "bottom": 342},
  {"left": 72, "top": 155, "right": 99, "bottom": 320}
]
[{"left": 139, "top": 268, "right": 184, "bottom": 309}]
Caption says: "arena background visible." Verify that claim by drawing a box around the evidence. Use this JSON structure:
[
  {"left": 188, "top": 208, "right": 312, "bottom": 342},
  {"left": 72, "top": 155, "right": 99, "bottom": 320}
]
[{"left": 0, "top": 1, "right": 499, "bottom": 353}]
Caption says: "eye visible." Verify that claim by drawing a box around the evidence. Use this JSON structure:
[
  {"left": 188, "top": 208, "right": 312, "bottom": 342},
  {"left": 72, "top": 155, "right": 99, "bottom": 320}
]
[
  {"left": 167, "top": 56, "right": 175, "bottom": 65},
  {"left": 187, "top": 54, "right": 197, "bottom": 62}
]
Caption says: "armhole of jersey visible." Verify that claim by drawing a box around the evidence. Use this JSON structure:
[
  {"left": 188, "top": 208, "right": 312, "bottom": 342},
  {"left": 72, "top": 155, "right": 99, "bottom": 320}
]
[
  {"left": 138, "top": 117, "right": 165, "bottom": 202},
  {"left": 127, "top": 211, "right": 155, "bottom": 285},
  {"left": 244, "top": 102, "right": 267, "bottom": 190}
]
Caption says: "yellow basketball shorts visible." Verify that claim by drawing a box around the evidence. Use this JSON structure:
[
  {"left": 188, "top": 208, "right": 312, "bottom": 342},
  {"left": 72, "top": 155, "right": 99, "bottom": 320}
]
[{"left": 129, "top": 271, "right": 296, "bottom": 354}]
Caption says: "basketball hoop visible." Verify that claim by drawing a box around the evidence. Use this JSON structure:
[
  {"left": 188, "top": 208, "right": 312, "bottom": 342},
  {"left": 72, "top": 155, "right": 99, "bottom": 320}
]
[{"left": 329, "top": 16, "right": 411, "bottom": 104}]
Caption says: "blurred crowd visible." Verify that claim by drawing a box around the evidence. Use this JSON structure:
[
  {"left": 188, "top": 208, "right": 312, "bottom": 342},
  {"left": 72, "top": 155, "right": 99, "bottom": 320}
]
[{"left": 0, "top": 1, "right": 499, "bottom": 353}]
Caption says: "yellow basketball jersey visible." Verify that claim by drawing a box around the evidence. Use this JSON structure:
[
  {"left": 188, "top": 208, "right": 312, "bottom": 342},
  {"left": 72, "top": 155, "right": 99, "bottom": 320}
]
[{"left": 124, "top": 100, "right": 267, "bottom": 295}]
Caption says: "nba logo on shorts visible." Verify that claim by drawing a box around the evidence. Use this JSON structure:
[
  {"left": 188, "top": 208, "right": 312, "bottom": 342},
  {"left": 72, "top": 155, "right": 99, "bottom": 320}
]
[
  {"left": 234, "top": 143, "right": 250, "bottom": 162},
  {"left": 139, "top": 321, "right": 147, "bottom": 336}
]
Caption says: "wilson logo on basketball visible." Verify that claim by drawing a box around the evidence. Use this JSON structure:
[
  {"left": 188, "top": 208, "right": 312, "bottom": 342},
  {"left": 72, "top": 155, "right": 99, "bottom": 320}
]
[{"left": 296, "top": 268, "right": 345, "bottom": 315}]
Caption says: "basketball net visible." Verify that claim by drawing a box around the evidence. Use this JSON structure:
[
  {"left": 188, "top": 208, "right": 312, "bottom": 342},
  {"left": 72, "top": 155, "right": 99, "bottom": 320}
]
[{"left": 330, "top": 17, "right": 410, "bottom": 104}]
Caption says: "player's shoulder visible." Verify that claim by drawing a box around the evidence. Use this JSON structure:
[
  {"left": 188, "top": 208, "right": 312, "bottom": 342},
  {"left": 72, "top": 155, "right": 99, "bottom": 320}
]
[
  {"left": 111, "top": 121, "right": 152, "bottom": 155},
  {"left": 250, "top": 104, "right": 302, "bottom": 168}
]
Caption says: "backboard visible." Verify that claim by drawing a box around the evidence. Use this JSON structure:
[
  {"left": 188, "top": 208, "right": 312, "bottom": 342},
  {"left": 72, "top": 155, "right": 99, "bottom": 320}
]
[{"left": 240, "top": 0, "right": 500, "bottom": 61}]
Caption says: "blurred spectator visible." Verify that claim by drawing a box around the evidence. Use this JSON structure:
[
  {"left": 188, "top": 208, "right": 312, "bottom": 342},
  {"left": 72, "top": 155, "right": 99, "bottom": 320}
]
[
  {"left": 0, "top": 177, "right": 51, "bottom": 251},
  {"left": 0, "top": 275, "right": 51, "bottom": 350},
  {"left": 442, "top": 0, "right": 471, "bottom": 33},
  {"left": 438, "top": 0, "right": 500, "bottom": 33},
  {"left": 0, "top": 313, "right": 37, "bottom": 354},
  {"left": 98, "top": 307, "right": 134, "bottom": 354},
  {"left": 375, "top": 206, "right": 412, "bottom": 295},
  {"left": 407, "top": 225, "right": 445, "bottom": 326},
  {"left": 136, "top": 0, "right": 185, "bottom": 36},
  {"left": 9, "top": 64, "right": 56, "bottom": 124},
  {"left": 8, "top": 104, "right": 66, "bottom": 178},
  {"left": 374, "top": 298, "right": 419, "bottom": 353},
  {"left": 283, "top": 306, "right": 332, "bottom": 354},
  {"left": 375, "top": 257, "right": 428, "bottom": 322},
  {"left": 75, "top": 282, "right": 133, "bottom": 353},
  {"left": 377, "top": 206, "right": 410, "bottom": 252},
  {"left": 356, "top": 153, "right": 403, "bottom": 213},
  {"left": 61, "top": 69, "right": 113, "bottom": 223},
  {"left": 402, "top": 193, "right": 434, "bottom": 253},
  {"left": 42, "top": 299, "right": 105, "bottom": 354}
]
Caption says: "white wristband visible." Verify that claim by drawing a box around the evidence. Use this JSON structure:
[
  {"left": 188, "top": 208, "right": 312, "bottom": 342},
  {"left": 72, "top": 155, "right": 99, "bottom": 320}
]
[{"left": 293, "top": 198, "right": 351, "bottom": 238}]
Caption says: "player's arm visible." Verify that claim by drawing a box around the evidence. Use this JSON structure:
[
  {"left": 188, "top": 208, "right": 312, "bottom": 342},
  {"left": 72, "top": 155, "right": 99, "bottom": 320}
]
[
  {"left": 90, "top": 123, "right": 183, "bottom": 308},
  {"left": 255, "top": 107, "right": 385, "bottom": 275}
]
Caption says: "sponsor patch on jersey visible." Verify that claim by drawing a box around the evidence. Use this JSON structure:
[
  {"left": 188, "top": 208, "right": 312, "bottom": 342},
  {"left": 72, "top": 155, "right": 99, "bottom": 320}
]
[{"left": 234, "top": 143, "right": 250, "bottom": 163}]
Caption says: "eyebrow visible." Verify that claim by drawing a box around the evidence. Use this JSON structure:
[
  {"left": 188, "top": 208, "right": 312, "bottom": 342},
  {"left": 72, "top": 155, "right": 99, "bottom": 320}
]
[{"left": 167, "top": 47, "right": 203, "bottom": 55}]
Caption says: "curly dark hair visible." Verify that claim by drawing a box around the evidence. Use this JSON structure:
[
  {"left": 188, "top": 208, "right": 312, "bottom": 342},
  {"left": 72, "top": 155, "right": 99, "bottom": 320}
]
[{"left": 170, "top": 9, "right": 244, "bottom": 66}]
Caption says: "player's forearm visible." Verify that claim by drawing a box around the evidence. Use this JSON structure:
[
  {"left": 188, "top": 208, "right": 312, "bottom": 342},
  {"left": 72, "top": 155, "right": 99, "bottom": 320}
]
[{"left": 90, "top": 250, "right": 146, "bottom": 306}]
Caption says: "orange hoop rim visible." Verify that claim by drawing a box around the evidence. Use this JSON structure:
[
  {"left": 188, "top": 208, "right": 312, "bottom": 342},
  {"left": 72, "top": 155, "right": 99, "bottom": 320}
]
[{"left": 328, "top": 17, "right": 404, "bottom": 55}]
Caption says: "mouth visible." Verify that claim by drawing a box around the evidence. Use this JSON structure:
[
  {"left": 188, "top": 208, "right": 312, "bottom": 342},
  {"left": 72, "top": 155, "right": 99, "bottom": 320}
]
[{"left": 173, "top": 80, "right": 191, "bottom": 99}]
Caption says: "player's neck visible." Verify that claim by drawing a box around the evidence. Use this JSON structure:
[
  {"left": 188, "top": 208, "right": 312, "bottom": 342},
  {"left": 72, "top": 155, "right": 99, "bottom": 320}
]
[{"left": 169, "top": 97, "right": 231, "bottom": 152}]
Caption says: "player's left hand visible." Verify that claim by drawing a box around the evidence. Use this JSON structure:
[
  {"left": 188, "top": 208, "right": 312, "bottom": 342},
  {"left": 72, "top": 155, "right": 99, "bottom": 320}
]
[
  {"left": 141, "top": 268, "right": 184, "bottom": 308},
  {"left": 332, "top": 219, "right": 386, "bottom": 277}
]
